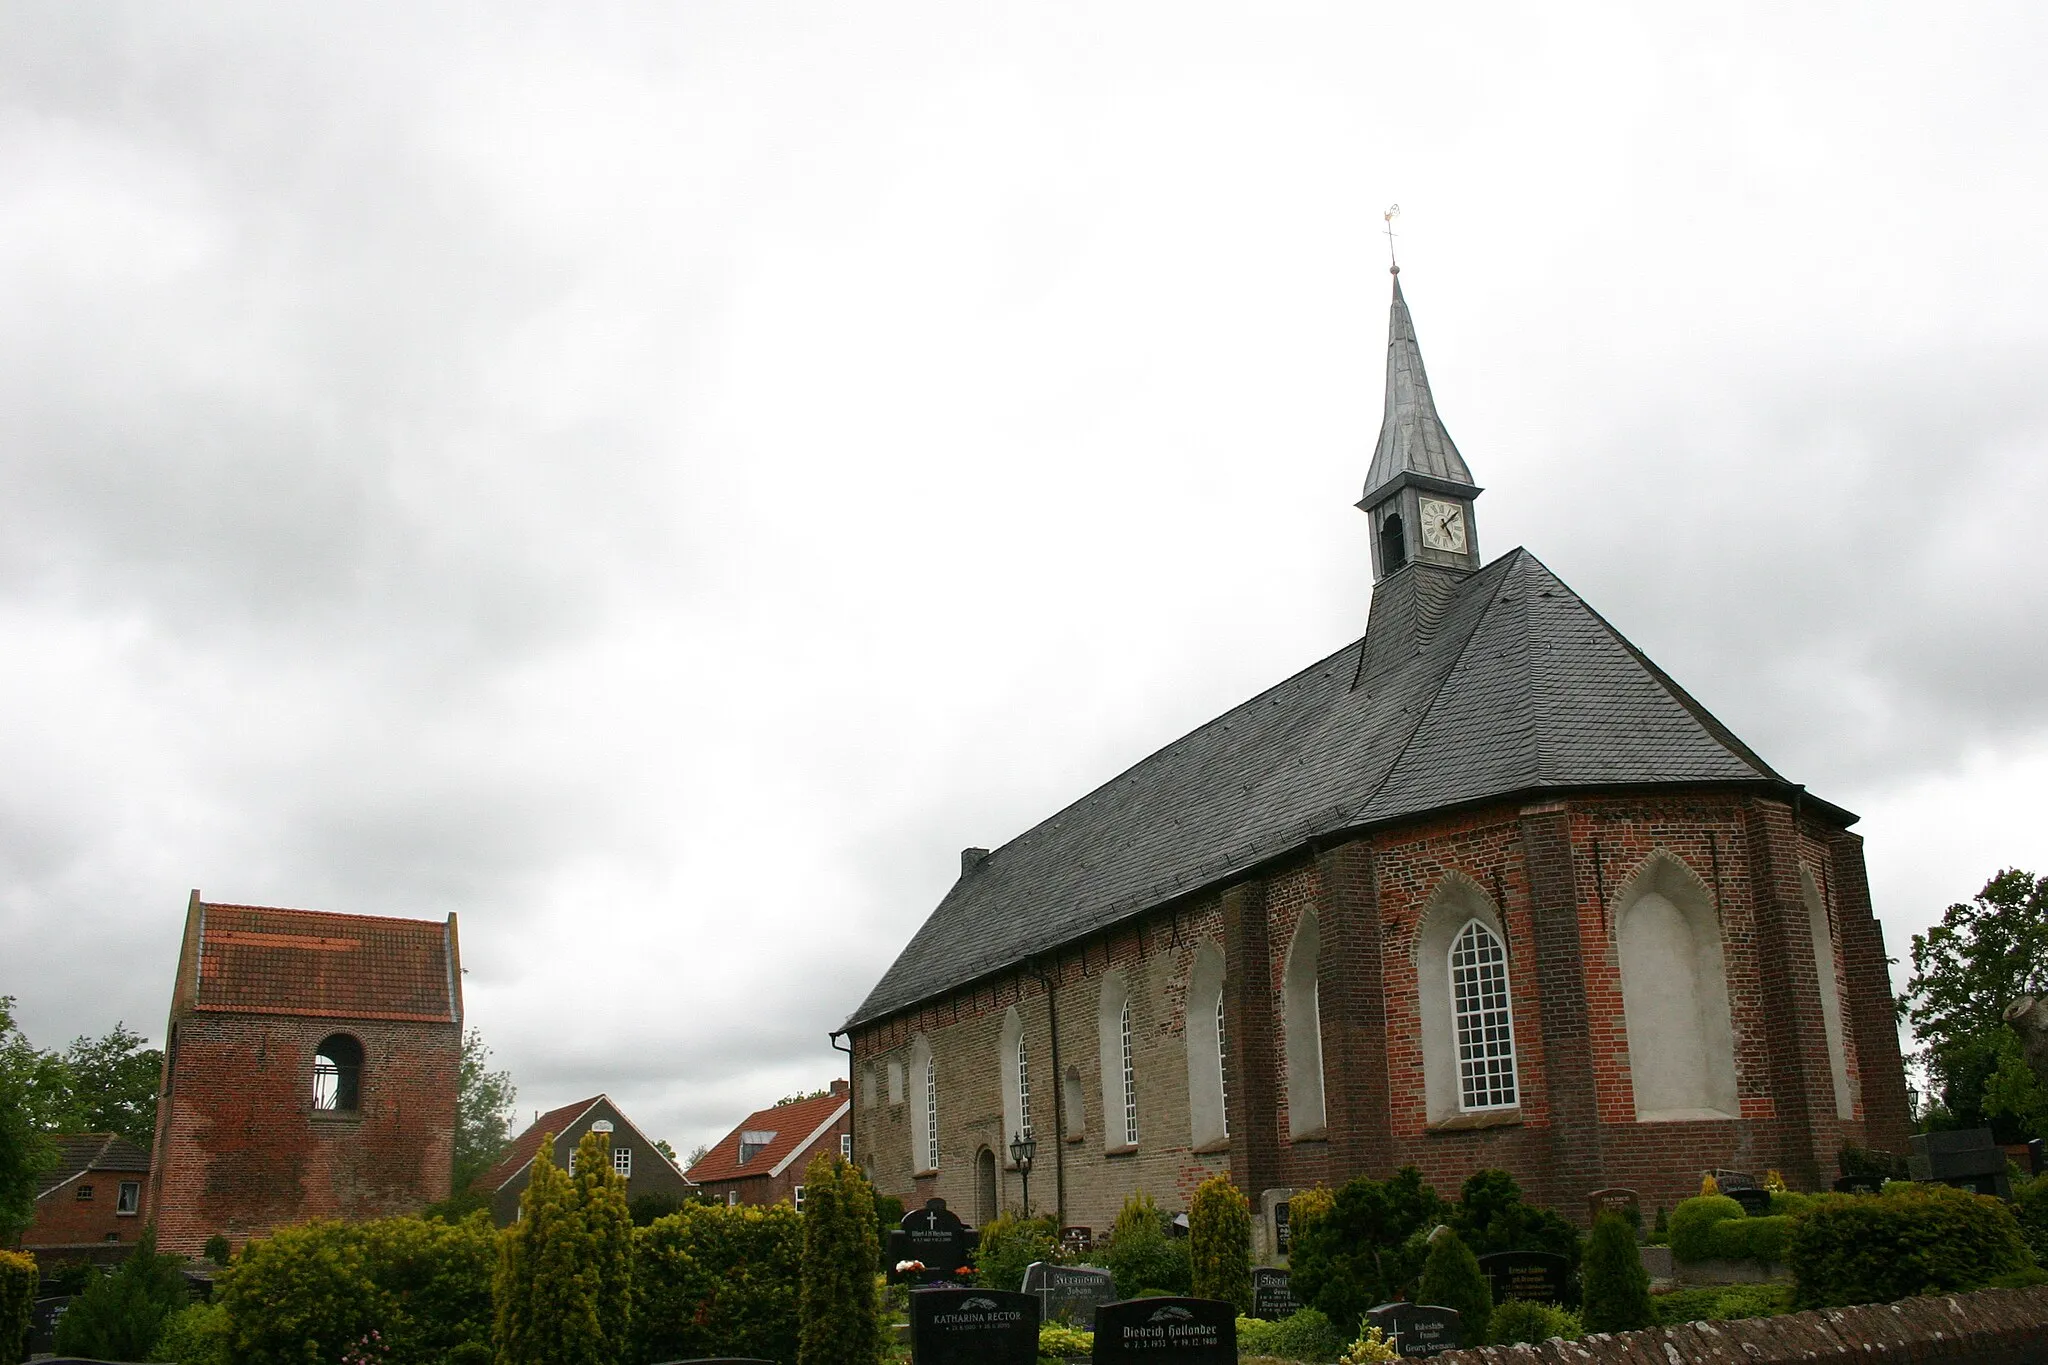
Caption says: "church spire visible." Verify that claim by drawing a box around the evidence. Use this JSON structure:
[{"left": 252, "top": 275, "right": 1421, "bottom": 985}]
[{"left": 1357, "top": 268, "right": 1482, "bottom": 581}]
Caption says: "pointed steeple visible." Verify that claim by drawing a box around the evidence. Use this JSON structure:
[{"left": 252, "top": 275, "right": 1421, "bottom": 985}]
[{"left": 1357, "top": 269, "right": 1482, "bottom": 582}]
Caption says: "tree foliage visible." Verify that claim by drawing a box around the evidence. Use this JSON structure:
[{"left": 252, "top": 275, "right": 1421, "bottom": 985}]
[
  {"left": 1416, "top": 1229, "right": 1491, "bottom": 1347},
  {"left": 1188, "top": 1174, "right": 1252, "bottom": 1313},
  {"left": 1789, "top": 1183, "right": 2035, "bottom": 1309},
  {"left": 0, "top": 1248, "right": 35, "bottom": 1365},
  {"left": 1904, "top": 869, "right": 2048, "bottom": 1140},
  {"left": 633, "top": 1199, "right": 804, "bottom": 1365},
  {"left": 452, "top": 1026, "right": 517, "bottom": 1195},
  {"left": 0, "top": 997, "right": 61, "bottom": 1237},
  {"left": 1288, "top": 1168, "right": 1444, "bottom": 1331},
  {"left": 60, "top": 1021, "right": 164, "bottom": 1148},
  {"left": 55, "top": 1226, "right": 190, "bottom": 1360},
  {"left": 1579, "top": 1212, "right": 1653, "bottom": 1334},
  {"left": 1447, "top": 1169, "right": 1580, "bottom": 1269},
  {"left": 797, "top": 1151, "right": 881, "bottom": 1365}
]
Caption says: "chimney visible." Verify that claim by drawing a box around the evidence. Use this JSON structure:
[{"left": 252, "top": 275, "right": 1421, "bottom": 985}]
[
  {"left": 830, "top": 1078, "right": 848, "bottom": 1098},
  {"left": 960, "top": 847, "right": 991, "bottom": 876}
]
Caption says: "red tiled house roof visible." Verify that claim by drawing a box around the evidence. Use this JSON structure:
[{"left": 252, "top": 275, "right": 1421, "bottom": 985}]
[
  {"left": 685, "top": 1087, "right": 849, "bottom": 1185},
  {"left": 191, "top": 899, "right": 459, "bottom": 1022}
]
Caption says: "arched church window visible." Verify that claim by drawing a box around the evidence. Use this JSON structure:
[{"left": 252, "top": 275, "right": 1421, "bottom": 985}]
[
  {"left": 1801, "top": 865, "right": 1856, "bottom": 1120},
  {"left": 1184, "top": 945, "right": 1229, "bottom": 1148},
  {"left": 1380, "top": 511, "right": 1407, "bottom": 573},
  {"left": 1283, "top": 913, "right": 1326, "bottom": 1137},
  {"left": 1019, "top": 1034, "right": 1033, "bottom": 1137},
  {"left": 1097, "top": 972, "right": 1138, "bottom": 1149},
  {"left": 1615, "top": 853, "right": 1738, "bottom": 1120},
  {"left": 1449, "top": 920, "right": 1517, "bottom": 1110},
  {"left": 313, "top": 1033, "right": 363, "bottom": 1112},
  {"left": 925, "top": 1054, "right": 939, "bottom": 1171},
  {"left": 909, "top": 1035, "right": 939, "bottom": 1172},
  {"left": 1000, "top": 1006, "right": 1034, "bottom": 1156},
  {"left": 1414, "top": 875, "right": 1518, "bottom": 1124}
]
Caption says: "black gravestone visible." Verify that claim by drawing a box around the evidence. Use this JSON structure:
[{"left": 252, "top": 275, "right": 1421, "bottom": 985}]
[
  {"left": 911, "top": 1288, "right": 1042, "bottom": 1365},
  {"left": 1273, "top": 1200, "right": 1291, "bottom": 1255},
  {"left": 1091, "top": 1297, "right": 1236, "bottom": 1365},
  {"left": 1249, "top": 1267, "right": 1301, "bottom": 1320},
  {"left": 893, "top": 1198, "right": 976, "bottom": 1283},
  {"left": 1023, "top": 1262, "right": 1118, "bottom": 1329},
  {"left": 1476, "top": 1251, "right": 1569, "bottom": 1307},
  {"left": 1831, "top": 1175, "right": 1884, "bottom": 1194},
  {"left": 1061, "top": 1226, "right": 1095, "bottom": 1256},
  {"left": 1909, "top": 1128, "right": 2012, "bottom": 1198},
  {"left": 1712, "top": 1168, "right": 1757, "bottom": 1191},
  {"left": 1727, "top": 1187, "right": 1772, "bottom": 1217},
  {"left": 1586, "top": 1187, "right": 1640, "bottom": 1234},
  {"left": 27, "top": 1296, "right": 74, "bottom": 1357},
  {"left": 1365, "top": 1303, "right": 1461, "bottom": 1358}
]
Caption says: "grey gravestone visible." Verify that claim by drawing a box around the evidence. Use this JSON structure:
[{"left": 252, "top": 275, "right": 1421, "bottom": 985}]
[
  {"left": 1023, "top": 1262, "right": 1118, "bottom": 1329},
  {"left": 1091, "top": 1296, "right": 1236, "bottom": 1365},
  {"left": 1476, "top": 1251, "right": 1569, "bottom": 1306},
  {"left": 1586, "top": 1187, "right": 1639, "bottom": 1233},
  {"left": 911, "top": 1288, "right": 1041, "bottom": 1365},
  {"left": 1365, "top": 1303, "right": 1461, "bottom": 1358},
  {"left": 1258, "top": 1188, "right": 1294, "bottom": 1261},
  {"left": 1249, "top": 1267, "right": 1301, "bottom": 1320},
  {"left": 893, "top": 1198, "right": 976, "bottom": 1283},
  {"left": 1832, "top": 1175, "right": 1884, "bottom": 1194},
  {"left": 1727, "top": 1187, "right": 1772, "bottom": 1217},
  {"left": 1909, "top": 1128, "right": 2011, "bottom": 1197}
]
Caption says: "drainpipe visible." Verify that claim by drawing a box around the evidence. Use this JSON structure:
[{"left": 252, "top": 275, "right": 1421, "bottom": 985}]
[
  {"left": 829, "top": 1029, "right": 854, "bottom": 1166},
  {"left": 1029, "top": 957, "right": 1066, "bottom": 1228}
]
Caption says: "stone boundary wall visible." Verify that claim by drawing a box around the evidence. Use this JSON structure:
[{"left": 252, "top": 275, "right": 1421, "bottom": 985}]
[{"left": 1432, "top": 1284, "right": 2048, "bottom": 1363}]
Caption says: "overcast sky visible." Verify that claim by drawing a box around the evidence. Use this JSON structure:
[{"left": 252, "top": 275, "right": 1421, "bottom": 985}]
[{"left": 3, "top": 2, "right": 2044, "bottom": 1157}]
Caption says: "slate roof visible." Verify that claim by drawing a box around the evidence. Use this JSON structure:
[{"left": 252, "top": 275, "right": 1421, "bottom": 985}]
[
  {"left": 845, "top": 550, "right": 1841, "bottom": 1030},
  {"left": 1361, "top": 274, "right": 1472, "bottom": 500},
  {"left": 685, "top": 1087, "right": 850, "bottom": 1185},
  {"left": 37, "top": 1134, "right": 151, "bottom": 1196},
  {"left": 192, "top": 900, "right": 460, "bottom": 1024}
]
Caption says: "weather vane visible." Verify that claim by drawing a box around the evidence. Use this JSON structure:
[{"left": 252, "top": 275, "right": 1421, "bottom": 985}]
[{"left": 1383, "top": 204, "right": 1401, "bottom": 273}]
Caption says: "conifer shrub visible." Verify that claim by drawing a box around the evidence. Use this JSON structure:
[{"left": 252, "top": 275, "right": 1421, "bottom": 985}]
[
  {"left": 1788, "top": 1183, "right": 2035, "bottom": 1309},
  {"left": 1448, "top": 1169, "right": 1580, "bottom": 1270},
  {"left": 1667, "top": 1195, "right": 1745, "bottom": 1263},
  {"left": 495, "top": 1135, "right": 606, "bottom": 1365},
  {"left": 0, "top": 1248, "right": 34, "bottom": 1365},
  {"left": 1188, "top": 1174, "right": 1252, "bottom": 1313},
  {"left": 1104, "top": 1193, "right": 1192, "bottom": 1298},
  {"left": 972, "top": 1211, "right": 1058, "bottom": 1293},
  {"left": 1485, "top": 1299, "right": 1582, "bottom": 1345},
  {"left": 1711, "top": 1214, "right": 1793, "bottom": 1265},
  {"left": 633, "top": 1199, "right": 804, "bottom": 1365},
  {"left": 202, "top": 1234, "right": 232, "bottom": 1266},
  {"left": 1287, "top": 1168, "right": 1444, "bottom": 1333},
  {"left": 798, "top": 1152, "right": 882, "bottom": 1365},
  {"left": 1416, "top": 1229, "right": 1490, "bottom": 1346},
  {"left": 570, "top": 1128, "right": 637, "bottom": 1359},
  {"left": 55, "top": 1227, "right": 190, "bottom": 1360},
  {"left": 1579, "top": 1212, "right": 1652, "bottom": 1334}
]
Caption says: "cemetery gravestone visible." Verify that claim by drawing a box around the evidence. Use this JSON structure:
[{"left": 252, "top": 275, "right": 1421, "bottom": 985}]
[
  {"left": 1061, "top": 1226, "right": 1095, "bottom": 1257},
  {"left": 1365, "top": 1303, "right": 1461, "bottom": 1358},
  {"left": 27, "top": 1297, "right": 73, "bottom": 1356},
  {"left": 1727, "top": 1187, "right": 1772, "bottom": 1217},
  {"left": 1091, "top": 1296, "right": 1236, "bottom": 1365},
  {"left": 891, "top": 1198, "right": 976, "bottom": 1284},
  {"left": 1258, "top": 1188, "right": 1294, "bottom": 1262},
  {"left": 1712, "top": 1168, "right": 1757, "bottom": 1191},
  {"left": 1909, "top": 1128, "right": 2012, "bottom": 1199},
  {"left": 1023, "top": 1262, "right": 1118, "bottom": 1329},
  {"left": 1476, "top": 1251, "right": 1570, "bottom": 1307},
  {"left": 1831, "top": 1175, "right": 1884, "bottom": 1194},
  {"left": 1586, "top": 1187, "right": 1640, "bottom": 1233},
  {"left": 1249, "top": 1267, "right": 1301, "bottom": 1320},
  {"left": 910, "top": 1288, "right": 1042, "bottom": 1365}
]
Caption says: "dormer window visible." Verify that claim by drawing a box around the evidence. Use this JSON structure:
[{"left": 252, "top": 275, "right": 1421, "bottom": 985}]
[{"left": 737, "top": 1130, "right": 776, "bottom": 1164}]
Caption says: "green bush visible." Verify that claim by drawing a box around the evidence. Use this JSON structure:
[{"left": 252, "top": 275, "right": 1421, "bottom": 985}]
[
  {"left": 1650, "top": 1283, "right": 1795, "bottom": 1325},
  {"left": 447, "top": 1343, "right": 494, "bottom": 1365},
  {"left": 1270, "top": 1305, "right": 1345, "bottom": 1362},
  {"left": 201, "top": 1234, "right": 233, "bottom": 1267},
  {"left": 1448, "top": 1169, "right": 1580, "bottom": 1270},
  {"left": 1039, "top": 1321, "right": 1093, "bottom": 1358},
  {"left": 153, "top": 1301, "right": 234, "bottom": 1365},
  {"left": 2013, "top": 1176, "right": 2048, "bottom": 1264},
  {"left": 223, "top": 1213, "right": 496, "bottom": 1365},
  {"left": 55, "top": 1227, "right": 190, "bottom": 1360},
  {"left": 1767, "top": 1191, "right": 1813, "bottom": 1219},
  {"left": 798, "top": 1152, "right": 881, "bottom": 1365},
  {"left": 1288, "top": 1167, "right": 1444, "bottom": 1331},
  {"left": 631, "top": 1190, "right": 685, "bottom": 1226},
  {"left": 0, "top": 1248, "right": 34, "bottom": 1365},
  {"left": 1789, "top": 1183, "right": 2036, "bottom": 1309},
  {"left": 1189, "top": 1174, "right": 1252, "bottom": 1313},
  {"left": 633, "top": 1199, "right": 804, "bottom": 1365},
  {"left": 1103, "top": 1193, "right": 1192, "bottom": 1298},
  {"left": 1667, "top": 1195, "right": 1745, "bottom": 1263},
  {"left": 1987, "top": 1266, "right": 2048, "bottom": 1288},
  {"left": 873, "top": 1193, "right": 905, "bottom": 1246},
  {"left": 1486, "top": 1299, "right": 1582, "bottom": 1345},
  {"left": 1579, "top": 1212, "right": 1652, "bottom": 1334},
  {"left": 1709, "top": 1213, "right": 1792, "bottom": 1264},
  {"left": 972, "top": 1211, "right": 1058, "bottom": 1293},
  {"left": 1416, "top": 1230, "right": 1490, "bottom": 1347}
]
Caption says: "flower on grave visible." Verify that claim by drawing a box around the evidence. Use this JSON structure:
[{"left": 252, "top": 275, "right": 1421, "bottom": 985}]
[{"left": 896, "top": 1260, "right": 926, "bottom": 1273}]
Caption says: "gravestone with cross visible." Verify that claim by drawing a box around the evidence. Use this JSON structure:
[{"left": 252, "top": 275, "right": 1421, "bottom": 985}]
[
  {"left": 890, "top": 1198, "right": 977, "bottom": 1284},
  {"left": 1364, "top": 1302, "right": 1461, "bottom": 1358},
  {"left": 910, "top": 1288, "right": 1041, "bottom": 1365},
  {"left": 1023, "top": 1262, "right": 1118, "bottom": 1329},
  {"left": 1249, "top": 1267, "right": 1301, "bottom": 1320}
]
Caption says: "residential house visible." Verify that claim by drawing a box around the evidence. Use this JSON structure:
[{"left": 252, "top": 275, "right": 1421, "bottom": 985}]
[
  {"left": 475, "top": 1094, "right": 692, "bottom": 1225},
  {"left": 686, "top": 1080, "right": 850, "bottom": 1209}
]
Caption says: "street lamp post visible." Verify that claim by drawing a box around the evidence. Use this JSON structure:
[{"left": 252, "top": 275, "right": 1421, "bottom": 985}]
[{"left": 1010, "top": 1130, "right": 1038, "bottom": 1217}]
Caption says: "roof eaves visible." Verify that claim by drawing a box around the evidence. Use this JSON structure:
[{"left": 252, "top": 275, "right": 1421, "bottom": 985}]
[{"left": 768, "top": 1100, "right": 851, "bottom": 1178}]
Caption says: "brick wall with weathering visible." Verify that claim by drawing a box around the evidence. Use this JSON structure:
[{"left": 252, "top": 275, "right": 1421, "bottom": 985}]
[{"left": 849, "top": 789, "right": 1908, "bottom": 1235}]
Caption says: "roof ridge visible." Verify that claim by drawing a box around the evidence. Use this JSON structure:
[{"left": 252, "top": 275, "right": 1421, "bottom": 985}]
[
  {"left": 1344, "top": 553, "right": 1525, "bottom": 824},
  {"left": 202, "top": 902, "right": 449, "bottom": 929}
]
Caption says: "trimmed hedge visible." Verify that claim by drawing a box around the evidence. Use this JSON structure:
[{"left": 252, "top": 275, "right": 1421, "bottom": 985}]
[
  {"left": 1486, "top": 1299, "right": 1582, "bottom": 1345},
  {"left": 1788, "top": 1183, "right": 2036, "bottom": 1309},
  {"left": 1651, "top": 1284, "right": 1796, "bottom": 1325},
  {"left": 633, "top": 1199, "right": 804, "bottom": 1365},
  {"left": 1234, "top": 1306, "right": 1345, "bottom": 1363},
  {"left": 2015, "top": 1177, "right": 2048, "bottom": 1265},
  {"left": 1668, "top": 1195, "right": 1745, "bottom": 1263}
]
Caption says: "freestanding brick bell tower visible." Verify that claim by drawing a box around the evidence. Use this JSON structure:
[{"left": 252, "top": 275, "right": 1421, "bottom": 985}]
[{"left": 148, "top": 892, "right": 464, "bottom": 1254}]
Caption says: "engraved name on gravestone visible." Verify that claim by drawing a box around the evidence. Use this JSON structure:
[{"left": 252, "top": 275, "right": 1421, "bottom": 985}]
[
  {"left": 910, "top": 1288, "right": 1042, "bottom": 1365},
  {"left": 1091, "top": 1297, "right": 1237, "bottom": 1365},
  {"left": 892, "top": 1198, "right": 975, "bottom": 1283},
  {"left": 1476, "top": 1251, "right": 1569, "bottom": 1308},
  {"left": 1364, "top": 1302, "right": 1461, "bottom": 1359},
  {"left": 1249, "top": 1267, "right": 1301, "bottom": 1321},
  {"left": 1023, "top": 1262, "right": 1118, "bottom": 1329},
  {"left": 27, "top": 1297, "right": 73, "bottom": 1357}
]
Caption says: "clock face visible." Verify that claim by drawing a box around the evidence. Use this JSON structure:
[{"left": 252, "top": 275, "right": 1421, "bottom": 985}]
[{"left": 1418, "top": 497, "right": 1468, "bottom": 552}]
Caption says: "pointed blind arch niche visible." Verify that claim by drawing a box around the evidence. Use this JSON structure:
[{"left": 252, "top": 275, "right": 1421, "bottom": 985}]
[
  {"left": 1616, "top": 851, "right": 1739, "bottom": 1120},
  {"left": 1185, "top": 944, "right": 1228, "bottom": 1149},
  {"left": 1800, "top": 864, "right": 1857, "bottom": 1120},
  {"left": 1283, "top": 913, "right": 1326, "bottom": 1137}
]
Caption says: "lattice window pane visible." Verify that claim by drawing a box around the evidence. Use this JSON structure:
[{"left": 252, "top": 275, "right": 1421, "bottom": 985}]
[
  {"left": 925, "top": 1055, "right": 940, "bottom": 1171},
  {"left": 1216, "top": 994, "right": 1231, "bottom": 1139},
  {"left": 1017, "top": 1035, "right": 1032, "bottom": 1137},
  {"left": 1449, "top": 919, "right": 1518, "bottom": 1110},
  {"left": 1120, "top": 1000, "right": 1139, "bottom": 1145}
]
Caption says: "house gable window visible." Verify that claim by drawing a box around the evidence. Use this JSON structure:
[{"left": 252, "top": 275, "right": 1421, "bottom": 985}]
[
  {"left": 613, "top": 1146, "right": 633, "bottom": 1177},
  {"left": 117, "top": 1182, "right": 140, "bottom": 1215},
  {"left": 76, "top": 1184, "right": 94, "bottom": 1201}
]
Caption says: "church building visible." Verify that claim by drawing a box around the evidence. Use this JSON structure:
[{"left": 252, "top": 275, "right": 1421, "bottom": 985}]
[{"left": 838, "top": 268, "right": 1912, "bottom": 1232}]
